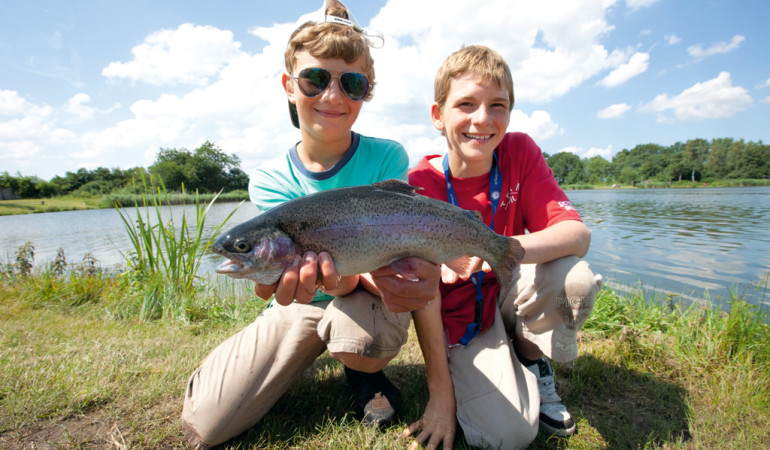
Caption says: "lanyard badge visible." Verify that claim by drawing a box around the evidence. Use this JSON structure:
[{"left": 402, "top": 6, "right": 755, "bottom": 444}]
[{"left": 442, "top": 153, "right": 501, "bottom": 345}]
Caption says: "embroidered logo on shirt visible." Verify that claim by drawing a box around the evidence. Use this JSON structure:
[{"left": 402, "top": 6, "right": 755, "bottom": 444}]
[
  {"left": 500, "top": 183, "right": 520, "bottom": 209},
  {"left": 558, "top": 201, "right": 576, "bottom": 211}
]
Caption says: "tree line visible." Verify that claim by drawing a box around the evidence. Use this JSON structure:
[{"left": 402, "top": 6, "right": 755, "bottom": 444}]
[
  {"left": 546, "top": 137, "right": 769, "bottom": 185},
  {"left": 2, "top": 137, "right": 768, "bottom": 200},
  {"left": 1, "top": 141, "right": 248, "bottom": 199}
]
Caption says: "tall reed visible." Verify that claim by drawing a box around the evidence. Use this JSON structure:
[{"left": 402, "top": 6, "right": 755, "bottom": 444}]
[{"left": 113, "top": 176, "right": 241, "bottom": 319}]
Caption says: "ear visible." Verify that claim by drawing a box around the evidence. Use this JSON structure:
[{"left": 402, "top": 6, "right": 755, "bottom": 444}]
[
  {"left": 282, "top": 73, "right": 296, "bottom": 104},
  {"left": 430, "top": 103, "right": 444, "bottom": 131}
]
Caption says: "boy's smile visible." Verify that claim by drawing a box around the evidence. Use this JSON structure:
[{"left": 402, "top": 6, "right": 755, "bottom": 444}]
[{"left": 431, "top": 73, "right": 511, "bottom": 177}]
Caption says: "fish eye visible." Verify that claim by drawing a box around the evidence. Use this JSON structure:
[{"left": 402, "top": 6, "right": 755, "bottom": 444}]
[{"left": 233, "top": 240, "right": 251, "bottom": 253}]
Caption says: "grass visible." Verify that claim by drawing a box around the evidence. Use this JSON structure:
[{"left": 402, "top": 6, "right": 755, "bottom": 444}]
[
  {"left": 1, "top": 258, "right": 768, "bottom": 449},
  {"left": 0, "top": 191, "right": 249, "bottom": 216},
  {"left": 0, "top": 197, "right": 103, "bottom": 215}
]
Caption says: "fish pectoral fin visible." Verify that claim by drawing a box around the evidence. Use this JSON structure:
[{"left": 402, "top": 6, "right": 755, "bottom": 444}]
[
  {"left": 372, "top": 179, "right": 422, "bottom": 196},
  {"left": 445, "top": 255, "right": 481, "bottom": 280},
  {"left": 387, "top": 258, "right": 421, "bottom": 281}
]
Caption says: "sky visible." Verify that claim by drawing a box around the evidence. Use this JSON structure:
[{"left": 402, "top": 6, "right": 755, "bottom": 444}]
[{"left": 1, "top": 0, "right": 769, "bottom": 181}]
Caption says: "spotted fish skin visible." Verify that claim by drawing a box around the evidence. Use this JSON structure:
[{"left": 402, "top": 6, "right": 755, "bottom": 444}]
[{"left": 212, "top": 179, "right": 525, "bottom": 301}]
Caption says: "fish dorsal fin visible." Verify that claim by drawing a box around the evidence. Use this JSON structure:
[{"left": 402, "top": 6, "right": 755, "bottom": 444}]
[
  {"left": 372, "top": 179, "right": 421, "bottom": 196},
  {"left": 464, "top": 209, "right": 484, "bottom": 222}
]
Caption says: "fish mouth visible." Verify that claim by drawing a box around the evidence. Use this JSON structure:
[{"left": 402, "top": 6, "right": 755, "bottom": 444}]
[
  {"left": 215, "top": 259, "right": 243, "bottom": 274},
  {"left": 215, "top": 257, "right": 255, "bottom": 279}
]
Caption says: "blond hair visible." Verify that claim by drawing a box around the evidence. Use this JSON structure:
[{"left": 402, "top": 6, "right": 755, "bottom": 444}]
[
  {"left": 434, "top": 45, "right": 514, "bottom": 110},
  {"left": 284, "top": 5, "right": 376, "bottom": 100}
]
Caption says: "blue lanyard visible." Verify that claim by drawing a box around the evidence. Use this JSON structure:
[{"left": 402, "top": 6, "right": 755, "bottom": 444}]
[{"left": 443, "top": 153, "right": 501, "bottom": 345}]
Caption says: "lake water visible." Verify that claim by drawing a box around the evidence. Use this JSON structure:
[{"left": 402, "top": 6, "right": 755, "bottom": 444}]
[{"left": 1, "top": 186, "right": 769, "bottom": 311}]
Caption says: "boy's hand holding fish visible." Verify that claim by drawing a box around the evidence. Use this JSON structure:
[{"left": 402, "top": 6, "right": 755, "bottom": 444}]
[{"left": 254, "top": 250, "right": 441, "bottom": 312}]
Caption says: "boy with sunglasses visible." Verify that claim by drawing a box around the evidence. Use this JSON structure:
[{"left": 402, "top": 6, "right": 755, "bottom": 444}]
[
  {"left": 180, "top": 2, "right": 440, "bottom": 448},
  {"left": 403, "top": 45, "right": 603, "bottom": 449}
]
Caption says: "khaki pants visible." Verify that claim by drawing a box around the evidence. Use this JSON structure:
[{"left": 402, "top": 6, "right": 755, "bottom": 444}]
[
  {"left": 181, "top": 289, "right": 411, "bottom": 449},
  {"left": 451, "top": 256, "right": 601, "bottom": 449}
]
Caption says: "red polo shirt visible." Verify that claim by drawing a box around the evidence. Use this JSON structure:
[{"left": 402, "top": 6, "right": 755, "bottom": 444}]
[{"left": 408, "top": 132, "right": 582, "bottom": 345}]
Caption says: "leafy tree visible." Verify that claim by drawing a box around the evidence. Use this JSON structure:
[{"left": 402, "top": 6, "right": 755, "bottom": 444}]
[
  {"left": 618, "top": 166, "right": 639, "bottom": 184},
  {"left": 151, "top": 149, "right": 191, "bottom": 190},
  {"left": 730, "top": 141, "right": 769, "bottom": 179},
  {"left": 665, "top": 151, "right": 692, "bottom": 182},
  {"left": 547, "top": 151, "right": 584, "bottom": 184},
  {"left": 584, "top": 156, "right": 611, "bottom": 184},
  {"left": 704, "top": 138, "right": 733, "bottom": 179},
  {"left": 226, "top": 167, "right": 249, "bottom": 191},
  {"left": 149, "top": 141, "right": 245, "bottom": 193},
  {"left": 681, "top": 139, "right": 708, "bottom": 181}
]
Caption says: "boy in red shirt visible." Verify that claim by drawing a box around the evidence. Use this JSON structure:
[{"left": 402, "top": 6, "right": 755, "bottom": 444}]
[{"left": 405, "top": 45, "right": 602, "bottom": 449}]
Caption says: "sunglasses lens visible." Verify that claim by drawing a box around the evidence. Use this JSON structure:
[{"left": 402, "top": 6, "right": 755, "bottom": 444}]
[
  {"left": 340, "top": 72, "right": 369, "bottom": 101},
  {"left": 295, "top": 68, "right": 369, "bottom": 101},
  {"left": 297, "top": 68, "right": 331, "bottom": 97}
]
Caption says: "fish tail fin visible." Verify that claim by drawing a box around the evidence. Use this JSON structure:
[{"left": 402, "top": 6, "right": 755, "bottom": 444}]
[{"left": 489, "top": 236, "right": 525, "bottom": 304}]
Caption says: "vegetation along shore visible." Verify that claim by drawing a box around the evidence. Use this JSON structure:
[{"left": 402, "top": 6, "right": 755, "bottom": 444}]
[
  {"left": 2, "top": 137, "right": 768, "bottom": 215},
  {"left": 1, "top": 189, "right": 768, "bottom": 448}
]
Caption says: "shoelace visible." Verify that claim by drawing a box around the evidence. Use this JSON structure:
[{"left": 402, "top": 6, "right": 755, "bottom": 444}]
[{"left": 537, "top": 374, "right": 563, "bottom": 404}]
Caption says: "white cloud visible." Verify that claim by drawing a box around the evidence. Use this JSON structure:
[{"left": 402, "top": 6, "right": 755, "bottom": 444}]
[
  {"left": 665, "top": 34, "right": 681, "bottom": 45},
  {"left": 641, "top": 72, "right": 753, "bottom": 121},
  {"left": 560, "top": 144, "right": 613, "bottom": 159},
  {"left": 102, "top": 24, "right": 242, "bottom": 85},
  {"left": 626, "top": 0, "right": 660, "bottom": 10},
  {"left": 371, "top": 0, "right": 620, "bottom": 103},
  {"left": 0, "top": 90, "right": 36, "bottom": 116},
  {"left": 598, "top": 103, "right": 631, "bottom": 119},
  {"left": 586, "top": 145, "right": 613, "bottom": 159},
  {"left": 600, "top": 52, "right": 649, "bottom": 87},
  {"left": 508, "top": 110, "right": 564, "bottom": 141},
  {"left": 83, "top": 50, "right": 289, "bottom": 170},
  {"left": 758, "top": 78, "right": 770, "bottom": 89},
  {"left": 0, "top": 94, "right": 77, "bottom": 165},
  {"left": 761, "top": 96, "right": 770, "bottom": 104},
  {"left": 63, "top": 93, "right": 95, "bottom": 121},
  {"left": 687, "top": 35, "right": 745, "bottom": 59}
]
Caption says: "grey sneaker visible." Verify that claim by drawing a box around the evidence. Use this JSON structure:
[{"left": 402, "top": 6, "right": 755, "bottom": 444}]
[{"left": 526, "top": 358, "right": 576, "bottom": 437}]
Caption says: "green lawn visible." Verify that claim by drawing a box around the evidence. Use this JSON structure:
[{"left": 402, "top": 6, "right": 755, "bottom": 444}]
[
  {"left": 0, "top": 197, "right": 102, "bottom": 215},
  {"left": 1, "top": 274, "right": 768, "bottom": 449}
]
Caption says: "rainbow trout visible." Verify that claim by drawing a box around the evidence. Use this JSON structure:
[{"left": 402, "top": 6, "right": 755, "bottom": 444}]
[{"left": 213, "top": 179, "right": 525, "bottom": 301}]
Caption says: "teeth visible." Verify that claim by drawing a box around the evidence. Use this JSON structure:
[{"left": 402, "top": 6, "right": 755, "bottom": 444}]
[{"left": 464, "top": 133, "right": 492, "bottom": 140}]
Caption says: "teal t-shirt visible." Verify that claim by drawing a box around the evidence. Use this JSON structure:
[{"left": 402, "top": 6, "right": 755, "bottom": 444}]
[{"left": 248, "top": 131, "right": 409, "bottom": 301}]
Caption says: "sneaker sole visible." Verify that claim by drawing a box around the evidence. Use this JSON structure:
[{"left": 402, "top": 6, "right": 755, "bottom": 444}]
[{"left": 539, "top": 418, "right": 576, "bottom": 438}]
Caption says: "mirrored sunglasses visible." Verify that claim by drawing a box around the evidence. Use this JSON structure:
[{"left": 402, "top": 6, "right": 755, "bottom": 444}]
[{"left": 292, "top": 68, "right": 370, "bottom": 102}]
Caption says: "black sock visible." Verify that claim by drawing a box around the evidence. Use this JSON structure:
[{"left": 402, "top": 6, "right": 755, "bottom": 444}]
[{"left": 513, "top": 345, "right": 540, "bottom": 367}]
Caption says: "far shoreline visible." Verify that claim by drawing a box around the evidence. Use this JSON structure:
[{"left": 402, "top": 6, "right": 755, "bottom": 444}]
[{"left": 2, "top": 180, "right": 768, "bottom": 216}]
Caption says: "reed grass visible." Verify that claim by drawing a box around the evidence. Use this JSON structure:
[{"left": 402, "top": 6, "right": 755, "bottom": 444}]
[{"left": 112, "top": 177, "right": 241, "bottom": 320}]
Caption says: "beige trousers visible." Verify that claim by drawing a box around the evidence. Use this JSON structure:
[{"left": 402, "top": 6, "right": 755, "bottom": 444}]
[
  {"left": 450, "top": 256, "right": 601, "bottom": 449},
  {"left": 180, "top": 289, "right": 411, "bottom": 449}
]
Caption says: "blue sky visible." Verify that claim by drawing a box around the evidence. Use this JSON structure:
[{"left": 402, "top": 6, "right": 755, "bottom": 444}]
[{"left": 1, "top": 0, "right": 768, "bottom": 180}]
